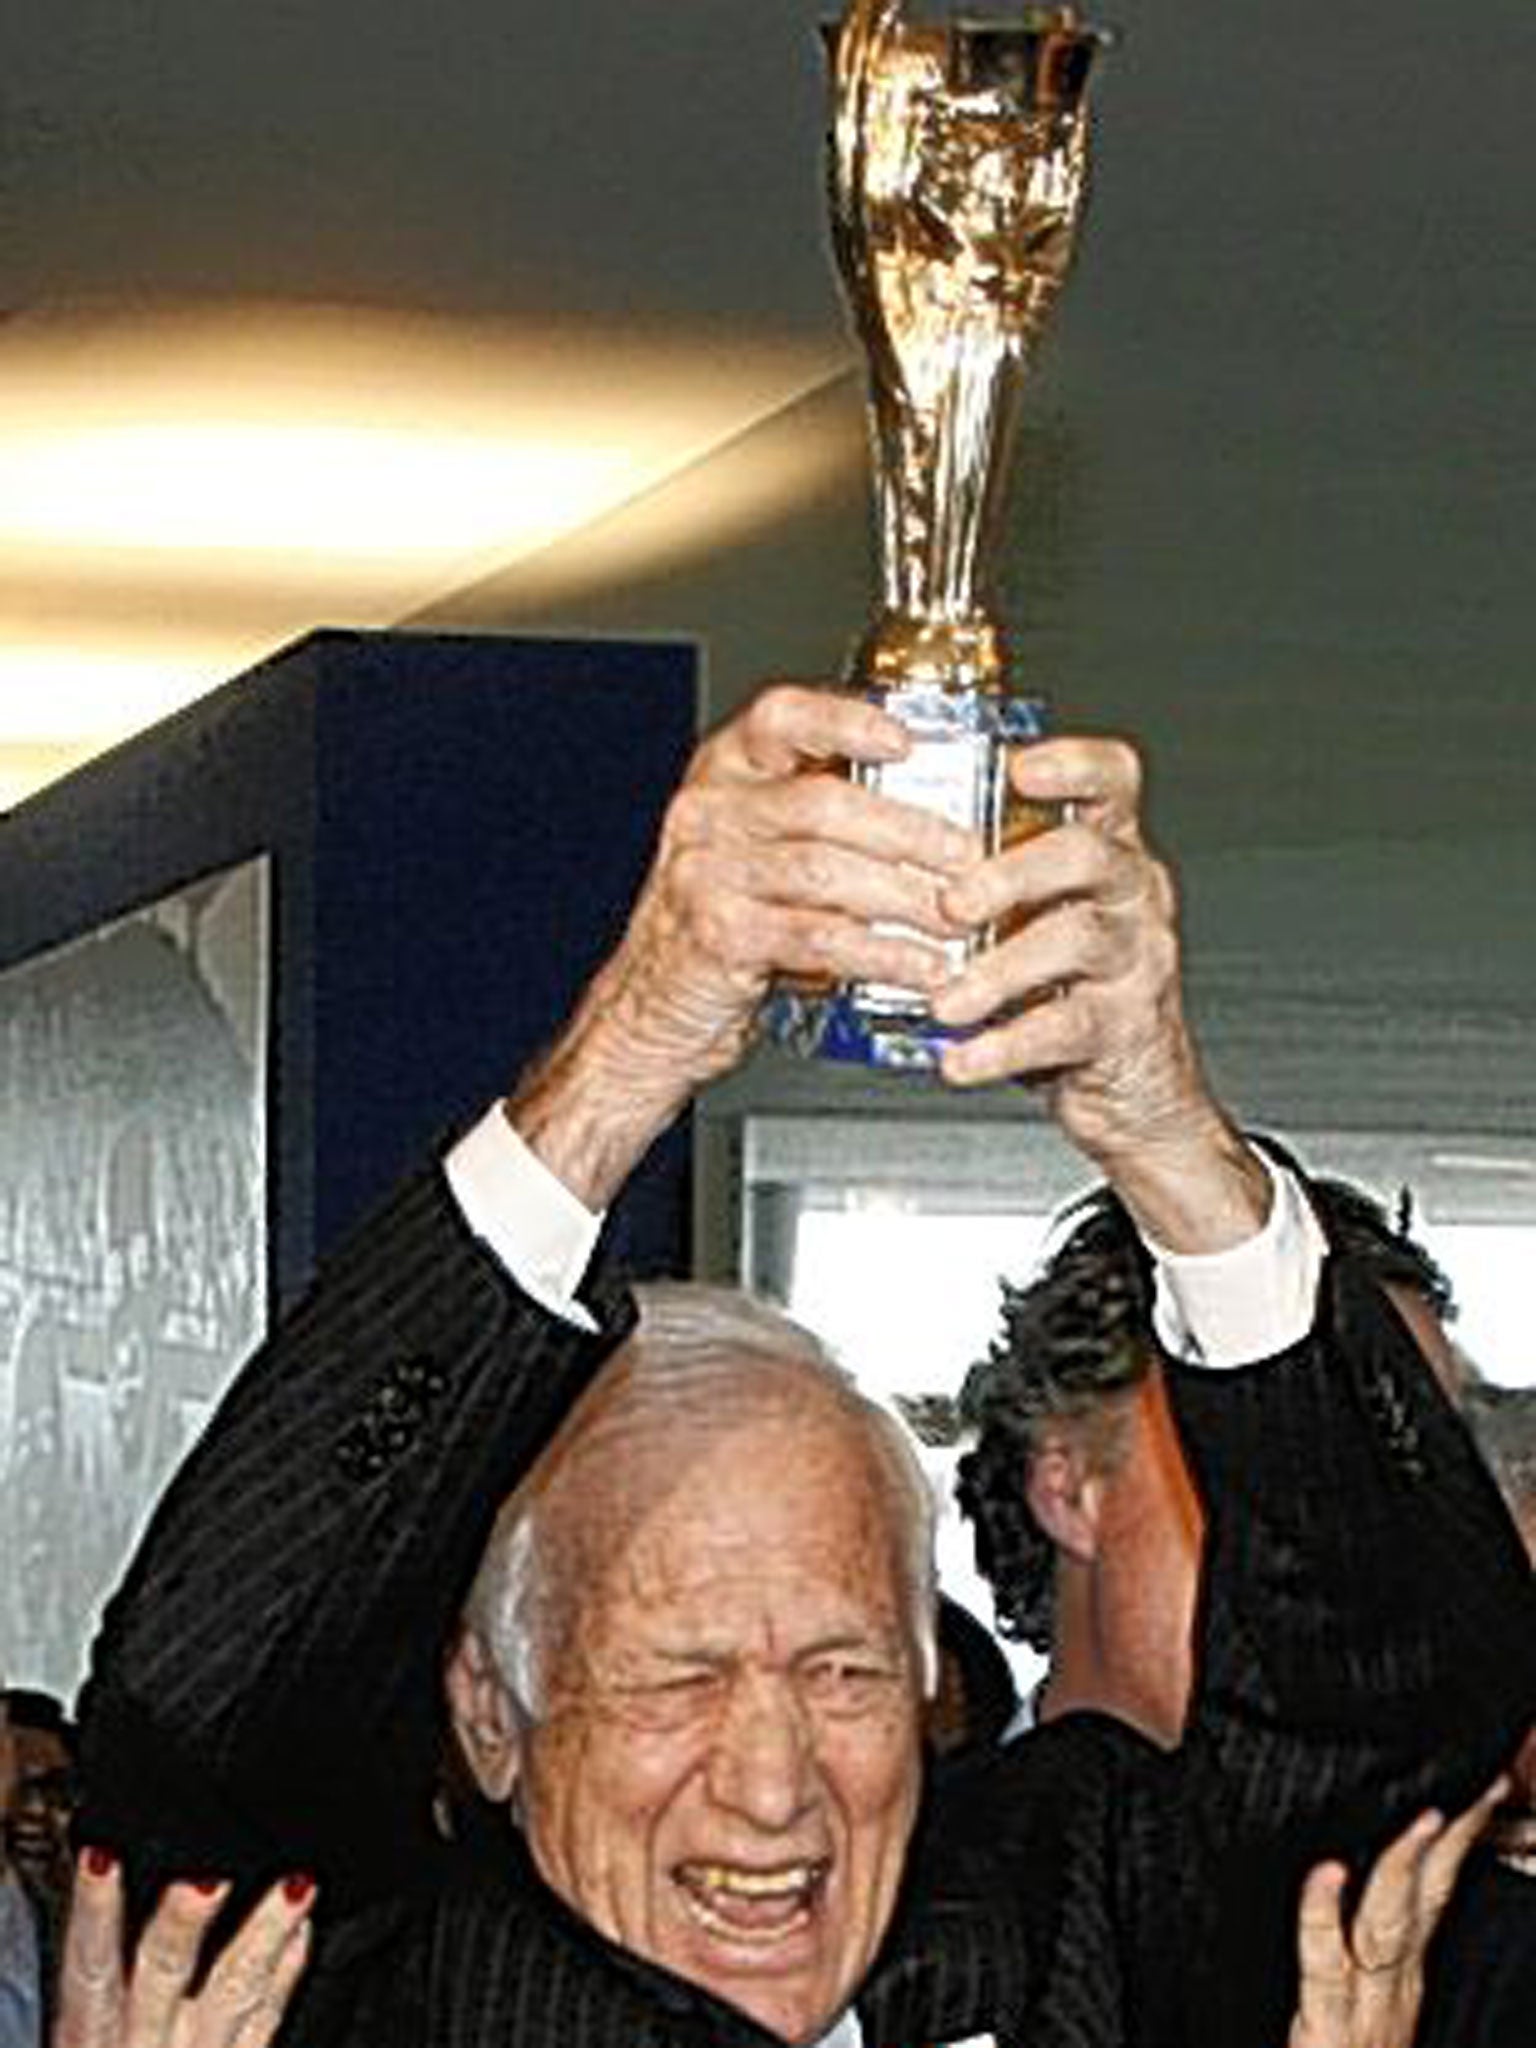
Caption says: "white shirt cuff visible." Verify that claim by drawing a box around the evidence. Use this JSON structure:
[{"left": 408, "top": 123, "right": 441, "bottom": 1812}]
[
  {"left": 1149, "top": 1154, "right": 1328, "bottom": 1368},
  {"left": 443, "top": 1105, "right": 604, "bottom": 1331}
]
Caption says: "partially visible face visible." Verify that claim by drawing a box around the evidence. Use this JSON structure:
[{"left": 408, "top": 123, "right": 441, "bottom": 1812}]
[
  {"left": 518, "top": 1411, "right": 925, "bottom": 2044},
  {"left": 0, "top": 1709, "right": 14, "bottom": 1836},
  {"left": 1385, "top": 1284, "right": 1471, "bottom": 1405},
  {"left": 1054, "top": 1372, "right": 1205, "bottom": 1749},
  {"left": 3, "top": 1725, "right": 74, "bottom": 1886}
]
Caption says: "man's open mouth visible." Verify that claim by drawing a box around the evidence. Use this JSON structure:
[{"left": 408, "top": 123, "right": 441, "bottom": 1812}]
[{"left": 673, "top": 1859, "right": 831, "bottom": 1941}]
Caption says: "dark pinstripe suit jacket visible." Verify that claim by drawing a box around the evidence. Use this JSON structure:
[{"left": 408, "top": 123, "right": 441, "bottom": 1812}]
[
  {"left": 1161, "top": 1258, "right": 1536, "bottom": 2044},
  {"left": 1415, "top": 1850, "right": 1536, "bottom": 2047},
  {"left": 76, "top": 1166, "right": 1536, "bottom": 2047},
  {"left": 77, "top": 1169, "right": 1159, "bottom": 2048}
]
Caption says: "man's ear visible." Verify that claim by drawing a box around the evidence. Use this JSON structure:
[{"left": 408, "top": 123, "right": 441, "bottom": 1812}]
[
  {"left": 444, "top": 1625, "right": 523, "bottom": 1802},
  {"left": 1024, "top": 1432, "right": 1105, "bottom": 1566}
]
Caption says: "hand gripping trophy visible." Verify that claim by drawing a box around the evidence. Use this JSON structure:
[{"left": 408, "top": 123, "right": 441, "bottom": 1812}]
[{"left": 768, "top": 1, "right": 1111, "bottom": 1070}]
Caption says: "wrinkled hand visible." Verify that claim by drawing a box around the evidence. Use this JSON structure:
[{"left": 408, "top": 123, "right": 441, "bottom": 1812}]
[
  {"left": 512, "top": 682, "right": 977, "bottom": 1207},
  {"left": 927, "top": 737, "right": 1264, "bottom": 1246},
  {"left": 930, "top": 737, "right": 1184, "bottom": 1121},
  {"left": 1288, "top": 1778, "right": 1507, "bottom": 2048},
  {"left": 54, "top": 1855, "right": 314, "bottom": 2048}
]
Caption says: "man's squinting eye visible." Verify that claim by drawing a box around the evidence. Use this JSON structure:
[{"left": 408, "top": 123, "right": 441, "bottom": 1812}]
[
  {"left": 611, "top": 1668, "right": 725, "bottom": 1728},
  {"left": 799, "top": 1654, "right": 902, "bottom": 1714}
]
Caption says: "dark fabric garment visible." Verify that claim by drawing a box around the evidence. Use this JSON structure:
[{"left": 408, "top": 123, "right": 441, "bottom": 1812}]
[
  {"left": 1416, "top": 1851, "right": 1536, "bottom": 2048},
  {"left": 1162, "top": 1258, "right": 1536, "bottom": 2046},
  {"left": 76, "top": 1163, "right": 1536, "bottom": 2046},
  {"left": 77, "top": 1166, "right": 1155, "bottom": 2048}
]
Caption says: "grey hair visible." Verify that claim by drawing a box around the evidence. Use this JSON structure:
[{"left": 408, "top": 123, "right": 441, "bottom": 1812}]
[{"left": 464, "top": 1281, "right": 939, "bottom": 1717}]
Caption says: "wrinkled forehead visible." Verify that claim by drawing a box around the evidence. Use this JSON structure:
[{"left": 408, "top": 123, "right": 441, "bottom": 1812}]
[{"left": 554, "top": 1410, "right": 915, "bottom": 1654}]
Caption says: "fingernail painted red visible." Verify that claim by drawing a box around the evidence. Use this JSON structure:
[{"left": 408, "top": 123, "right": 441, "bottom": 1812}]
[
  {"left": 83, "top": 1846, "right": 116, "bottom": 1878},
  {"left": 282, "top": 1873, "right": 315, "bottom": 1905}
]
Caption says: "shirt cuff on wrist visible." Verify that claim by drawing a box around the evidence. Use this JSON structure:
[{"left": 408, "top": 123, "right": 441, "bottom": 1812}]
[
  {"left": 444, "top": 1105, "right": 604, "bottom": 1331},
  {"left": 1149, "top": 1152, "right": 1328, "bottom": 1368}
]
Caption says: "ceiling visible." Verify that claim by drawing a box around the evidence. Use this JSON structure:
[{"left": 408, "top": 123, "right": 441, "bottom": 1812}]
[
  {"left": 0, "top": 0, "right": 855, "bottom": 805},
  {"left": 4, "top": 0, "right": 1534, "bottom": 829}
]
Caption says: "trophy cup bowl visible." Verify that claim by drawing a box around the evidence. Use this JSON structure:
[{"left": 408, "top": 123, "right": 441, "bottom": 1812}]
[{"left": 766, "top": 1, "right": 1111, "bottom": 1071}]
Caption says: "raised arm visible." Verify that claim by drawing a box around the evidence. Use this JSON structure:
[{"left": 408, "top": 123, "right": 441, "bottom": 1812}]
[
  {"left": 930, "top": 731, "right": 1272, "bottom": 1254},
  {"left": 931, "top": 733, "right": 1536, "bottom": 2038},
  {"left": 76, "top": 682, "right": 982, "bottom": 1911}
]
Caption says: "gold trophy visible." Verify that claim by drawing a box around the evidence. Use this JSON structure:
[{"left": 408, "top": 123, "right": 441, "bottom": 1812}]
[{"left": 768, "top": 0, "right": 1111, "bottom": 1070}]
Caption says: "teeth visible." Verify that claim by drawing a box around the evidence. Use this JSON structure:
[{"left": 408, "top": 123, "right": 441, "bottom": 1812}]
[{"left": 688, "top": 1863, "right": 822, "bottom": 1898}]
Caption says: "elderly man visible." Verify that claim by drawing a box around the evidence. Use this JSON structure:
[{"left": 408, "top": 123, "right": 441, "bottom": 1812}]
[
  {"left": 77, "top": 687, "right": 1505, "bottom": 2046},
  {"left": 954, "top": 1171, "right": 1536, "bottom": 2044}
]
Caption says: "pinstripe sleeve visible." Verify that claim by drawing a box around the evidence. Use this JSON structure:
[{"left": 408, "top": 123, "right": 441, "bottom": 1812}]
[
  {"left": 77, "top": 1161, "right": 635, "bottom": 1911},
  {"left": 1164, "top": 1253, "right": 1536, "bottom": 2044}
]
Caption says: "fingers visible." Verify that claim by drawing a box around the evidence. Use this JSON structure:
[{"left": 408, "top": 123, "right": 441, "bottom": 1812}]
[
  {"left": 55, "top": 1851, "right": 129, "bottom": 2048},
  {"left": 678, "top": 696, "right": 1149, "bottom": 1017},
  {"left": 1290, "top": 1780, "right": 1507, "bottom": 2048},
  {"left": 677, "top": 883, "right": 957, "bottom": 999},
  {"left": 54, "top": 1857, "right": 317, "bottom": 2048},
  {"left": 1412, "top": 1774, "right": 1509, "bottom": 1926},
  {"left": 933, "top": 827, "right": 1172, "bottom": 1026},
  {"left": 1345, "top": 1806, "right": 1446, "bottom": 1975},
  {"left": 1351, "top": 1777, "right": 1506, "bottom": 1974},
  {"left": 636, "top": 692, "right": 991, "bottom": 1028},
  {"left": 122, "top": 1881, "right": 233, "bottom": 2047},
  {"left": 693, "top": 682, "right": 912, "bottom": 783},
  {"left": 1290, "top": 1859, "right": 1352, "bottom": 2047},
  {"left": 191, "top": 1878, "right": 316, "bottom": 2048},
  {"left": 932, "top": 841, "right": 1180, "bottom": 1100},
  {"left": 928, "top": 736, "right": 1167, "bottom": 1056},
  {"left": 666, "top": 773, "right": 977, "bottom": 941},
  {"left": 674, "top": 733, "right": 980, "bottom": 883},
  {"left": 1005, "top": 732, "right": 1145, "bottom": 832}
]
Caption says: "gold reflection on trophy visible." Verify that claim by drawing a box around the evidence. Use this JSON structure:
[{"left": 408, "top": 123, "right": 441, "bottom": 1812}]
[
  {"left": 830, "top": 1, "right": 1108, "bottom": 699},
  {"left": 766, "top": 5, "right": 1110, "bottom": 1065}
]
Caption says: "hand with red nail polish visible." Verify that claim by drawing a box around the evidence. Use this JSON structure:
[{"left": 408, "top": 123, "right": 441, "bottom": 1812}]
[{"left": 54, "top": 1854, "right": 315, "bottom": 2048}]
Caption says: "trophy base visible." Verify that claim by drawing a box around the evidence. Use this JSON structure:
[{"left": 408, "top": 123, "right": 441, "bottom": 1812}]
[
  {"left": 762, "top": 684, "right": 1048, "bottom": 1074},
  {"left": 761, "top": 984, "right": 969, "bottom": 1072}
]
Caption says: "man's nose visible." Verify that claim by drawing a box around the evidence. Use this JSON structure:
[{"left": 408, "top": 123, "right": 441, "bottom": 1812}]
[{"left": 705, "top": 1673, "right": 818, "bottom": 1831}]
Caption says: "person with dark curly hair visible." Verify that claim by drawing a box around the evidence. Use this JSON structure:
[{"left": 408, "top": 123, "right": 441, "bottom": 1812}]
[
  {"left": 953, "top": 1191, "right": 1188, "bottom": 1741},
  {"left": 951, "top": 1166, "right": 1533, "bottom": 2045},
  {"left": 950, "top": 1163, "right": 1466, "bottom": 1687}
]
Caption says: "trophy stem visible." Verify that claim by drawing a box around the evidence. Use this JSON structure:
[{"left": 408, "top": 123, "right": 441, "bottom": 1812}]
[{"left": 874, "top": 334, "right": 1022, "bottom": 652}]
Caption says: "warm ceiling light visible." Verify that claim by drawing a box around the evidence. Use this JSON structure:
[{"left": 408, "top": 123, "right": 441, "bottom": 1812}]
[
  {"left": 1, "top": 423, "right": 636, "bottom": 572},
  {"left": 0, "top": 300, "right": 847, "bottom": 792}
]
